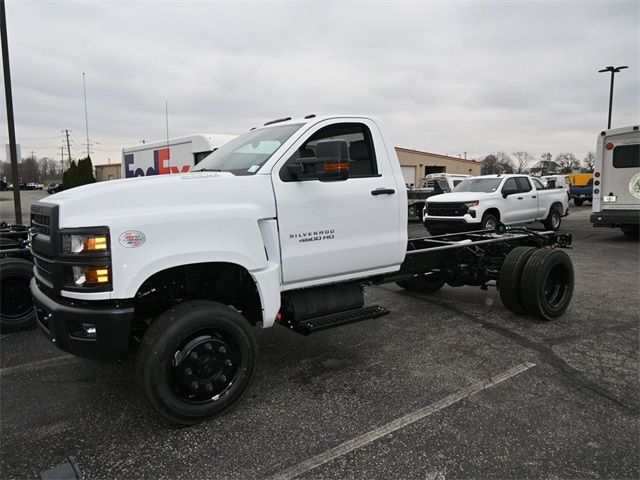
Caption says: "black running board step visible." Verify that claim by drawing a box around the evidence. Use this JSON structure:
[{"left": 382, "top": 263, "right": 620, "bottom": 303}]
[{"left": 288, "top": 305, "right": 390, "bottom": 335}]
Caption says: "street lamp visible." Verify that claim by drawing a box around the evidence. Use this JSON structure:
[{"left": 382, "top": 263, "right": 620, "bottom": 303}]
[{"left": 598, "top": 65, "right": 628, "bottom": 129}]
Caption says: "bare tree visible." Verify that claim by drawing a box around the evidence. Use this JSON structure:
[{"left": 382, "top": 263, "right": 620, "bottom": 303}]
[
  {"left": 512, "top": 151, "right": 534, "bottom": 173},
  {"left": 583, "top": 151, "right": 595, "bottom": 172},
  {"left": 482, "top": 152, "right": 514, "bottom": 174},
  {"left": 555, "top": 152, "right": 579, "bottom": 174}
]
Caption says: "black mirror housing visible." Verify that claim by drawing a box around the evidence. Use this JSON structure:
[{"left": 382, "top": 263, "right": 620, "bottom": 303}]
[{"left": 316, "top": 139, "right": 349, "bottom": 181}]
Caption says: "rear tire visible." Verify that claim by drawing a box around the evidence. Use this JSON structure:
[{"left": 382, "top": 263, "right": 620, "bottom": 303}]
[
  {"left": 396, "top": 273, "right": 445, "bottom": 293},
  {"left": 542, "top": 206, "right": 562, "bottom": 231},
  {"left": 0, "top": 258, "right": 36, "bottom": 332},
  {"left": 498, "top": 247, "right": 537, "bottom": 315},
  {"left": 573, "top": 198, "right": 583, "bottom": 207},
  {"left": 135, "top": 300, "right": 257, "bottom": 425},
  {"left": 521, "top": 249, "right": 574, "bottom": 320}
]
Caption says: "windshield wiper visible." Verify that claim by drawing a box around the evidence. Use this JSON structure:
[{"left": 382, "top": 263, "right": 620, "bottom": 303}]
[{"left": 194, "top": 168, "right": 222, "bottom": 172}]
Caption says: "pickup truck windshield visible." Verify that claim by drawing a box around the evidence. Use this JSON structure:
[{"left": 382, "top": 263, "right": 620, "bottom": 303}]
[
  {"left": 453, "top": 178, "right": 502, "bottom": 193},
  {"left": 193, "top": 124, "right": 302, "bottom": 175}
]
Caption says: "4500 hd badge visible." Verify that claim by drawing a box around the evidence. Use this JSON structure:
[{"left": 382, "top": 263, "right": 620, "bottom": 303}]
[{"left": 289, "top": 229, "right": 335, "bottom": 243}]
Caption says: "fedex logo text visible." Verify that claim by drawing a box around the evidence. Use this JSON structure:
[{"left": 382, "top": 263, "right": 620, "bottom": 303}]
[{"left": 124, "top": 148, "right": 191, "bottom": 178}]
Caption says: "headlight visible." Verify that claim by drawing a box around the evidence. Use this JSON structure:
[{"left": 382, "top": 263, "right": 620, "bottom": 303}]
[
  {"left": 69, "top": 265, "right": 111, "bottom": 287},
  {"left": 464, "top": 201, "right": 479, "bottom": 208},
  {"left": 62, "top": 233, "right": 108, "bottom": 254}
]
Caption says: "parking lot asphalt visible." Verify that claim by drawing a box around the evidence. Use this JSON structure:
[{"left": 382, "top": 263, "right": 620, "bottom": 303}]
[
  {"left": 0, "top": 190, "right": 49, "bottom": 224},
  {"left": 1, "top": 205, "right": 638, "bottom": 479}
]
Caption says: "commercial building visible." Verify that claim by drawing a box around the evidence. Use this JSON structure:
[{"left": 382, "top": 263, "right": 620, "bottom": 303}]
[
  {"left": 95, "top": 163, "right": 121, "bottom": 181},
  {"left": 395, "top": 147, "right": 481, "bottom": 186}
]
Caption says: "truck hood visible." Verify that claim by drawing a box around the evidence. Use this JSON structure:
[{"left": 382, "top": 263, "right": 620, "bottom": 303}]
[
  {"left": 426, "top": 191, "right": 496, "bottom": 203},
  {"left": 41, "top": 172, "right": 277, "bottom": 227}
]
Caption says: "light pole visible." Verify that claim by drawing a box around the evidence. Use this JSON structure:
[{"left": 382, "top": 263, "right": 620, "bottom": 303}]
[{"left": 598, "top": 65, "right": 628, "bottom": 129}]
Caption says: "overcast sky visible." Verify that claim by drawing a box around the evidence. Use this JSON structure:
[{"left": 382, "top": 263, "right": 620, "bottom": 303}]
[{"left": 1, "top": 0, "right": 638, "bottom": 166}]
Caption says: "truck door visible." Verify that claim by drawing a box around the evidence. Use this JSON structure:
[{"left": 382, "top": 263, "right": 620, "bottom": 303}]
[
  {"left": 514, "top": 176, "right": 539, "bottom": 222},
  {"left": 272, "top": 120, "right": 404, "bottom": 286}
]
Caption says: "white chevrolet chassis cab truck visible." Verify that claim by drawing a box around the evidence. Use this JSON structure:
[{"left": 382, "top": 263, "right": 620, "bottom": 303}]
[
  {"left": 29, "top": 115, "right": 574, "bottom": 424},
  {"left": 422, "top": 174, "right": 569, "bottom": 236}
]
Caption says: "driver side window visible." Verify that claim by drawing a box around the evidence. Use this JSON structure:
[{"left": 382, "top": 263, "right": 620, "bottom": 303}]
[{"left": 279, "top": 123, "right": 378, "bottom": 182}]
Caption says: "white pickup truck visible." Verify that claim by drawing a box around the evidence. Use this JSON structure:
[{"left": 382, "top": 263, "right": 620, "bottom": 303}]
[
  {"left": 422, "top": 174, "right": 569, "bottom": 235},
  {"left": 29, "top": 115, "right": 574, "bottom": 424}
]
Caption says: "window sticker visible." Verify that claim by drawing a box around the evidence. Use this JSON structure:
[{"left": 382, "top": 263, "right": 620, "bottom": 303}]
[{"left": 248, "top": 165, "right": 260, "bottom": 173}]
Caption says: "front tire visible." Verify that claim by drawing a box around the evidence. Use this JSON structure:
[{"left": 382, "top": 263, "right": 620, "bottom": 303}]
[
  {"left": 0, "top": 258, "right": 36, "bottom": 332},
  {"left": 521, "top": 249, "right": 574, "bottom": 320},
  {"left": 135, "top": 300, "right": 257, "bottom": 425},
  {"left": 481, "top": 212, "right": 499, "bottom": 231}
]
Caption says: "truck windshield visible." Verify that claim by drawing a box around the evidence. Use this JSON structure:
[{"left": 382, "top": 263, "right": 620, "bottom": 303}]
[
  {"left": 453, "top": 178, "right": 503, "bottom": 193},
  {"left": 193, "top": 124, "right": 302, "bottom": 175}
]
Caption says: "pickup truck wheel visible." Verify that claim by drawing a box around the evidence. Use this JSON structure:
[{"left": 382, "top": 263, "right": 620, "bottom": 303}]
[
  {"left": 573, "top": 198, "right": 583, "bottom": 207},
  {"left": 0, "top": 258, "right": 36, "bottom": 332},
  {"left": 543, "top": 207, "right": 562, "bottom": 231},
  {"left": 498, "top": 246, "right": 537, "bottom": 315},
  {"left": 396, "top": 273, "right": 445, "bottom": 293},
  {"left": 135, "top": 300, "right": 257, "bottom": 425},
  {"left": 621, "top": 226, "right": 639, "bottom": 238},
  {"left": 481, "top": 213, "right": 499, "bottom": 231},
  {"left": 521, "top": 249, "right": 574, "bottom": 321}
]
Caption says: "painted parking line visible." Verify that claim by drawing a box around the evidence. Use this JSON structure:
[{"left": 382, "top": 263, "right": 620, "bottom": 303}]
[
  {"left": 269, "top": 362, "right": 536, "bottom": 480},
  {"left": 0, "top": 354, "right": 77, "bottom": 376}
]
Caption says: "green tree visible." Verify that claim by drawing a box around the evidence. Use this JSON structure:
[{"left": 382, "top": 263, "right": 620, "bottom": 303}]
[{"left": 62, "top": 156, "right": 95, "bottom": 189}]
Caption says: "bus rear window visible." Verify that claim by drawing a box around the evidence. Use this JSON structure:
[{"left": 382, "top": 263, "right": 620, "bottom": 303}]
[{"left": 613, "top": 144, "right": 640, "bottom": 168}]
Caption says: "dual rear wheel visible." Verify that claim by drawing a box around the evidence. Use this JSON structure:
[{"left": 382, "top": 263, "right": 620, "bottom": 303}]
[{"left": 499, "top": 247, "right": 574, "bottom": 320}]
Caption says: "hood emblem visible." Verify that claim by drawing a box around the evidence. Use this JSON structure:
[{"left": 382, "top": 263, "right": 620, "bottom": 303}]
[{"left": 119, "top": 230, "right": 146, "bottom": 248}]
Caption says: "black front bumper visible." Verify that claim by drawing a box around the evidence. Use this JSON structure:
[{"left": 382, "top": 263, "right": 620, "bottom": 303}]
[
  {"left": 423, "top": 218, "right": 476, "bottom": 234},
  {"left": 31, "top": 279, "right": 134, "bottom": 361},
  {"left": 590, "top": 210, "right": 640, "bottom": 228}
]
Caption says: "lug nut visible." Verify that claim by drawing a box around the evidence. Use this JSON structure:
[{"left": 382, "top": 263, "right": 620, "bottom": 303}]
[
  {"left": 204, "top": 343, "right": 213, "bottom": 351},
  {"left": 204, "top": 383, "right": 213, "bottom": 392},
  {"left": 190, "top": 351, "right": 198, "bottom": 360},
  {"left": 224, "top": 359, "right": 233, "bottom": 367},
  {"left": 220, "top": 375, "right": 227, "bottom": 383},
  {"left": 218, "top": 346, "right": 227, "bottom": 354},
  {"left": 190, "top": 381, "right": 199, "bottom": 390},
  {"left": 184, "top": 368, "right": 193, "bottom": 376}
]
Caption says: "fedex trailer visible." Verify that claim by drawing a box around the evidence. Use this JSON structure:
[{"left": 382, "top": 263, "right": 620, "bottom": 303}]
[{"left": 122, "top": 134, "right": 236, "bottom": 178}]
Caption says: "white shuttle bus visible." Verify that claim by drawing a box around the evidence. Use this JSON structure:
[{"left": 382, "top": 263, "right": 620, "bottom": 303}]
[
  {"left": 122, "top": 134, "right": 236, "bottom": 179},
  {"left": 590, "top": 125, "right": 640, "bottom": 237}
]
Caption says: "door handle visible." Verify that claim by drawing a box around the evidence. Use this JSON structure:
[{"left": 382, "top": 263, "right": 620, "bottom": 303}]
[
  {"left": 517, "top": 197, "right": 523, "bottom": 200},
  {"left": 532, "top": 195, "right": 537, "bottom": 198},
  {"left": 371, "top": 188, "right": 395, "bottom": 196}
]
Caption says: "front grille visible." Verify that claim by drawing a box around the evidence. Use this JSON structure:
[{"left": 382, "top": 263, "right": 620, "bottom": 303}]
[
  {"left": 33, "top": 254, "right": 54, "bottom": 283},
  {"left": 426, "top": 202, "right": 467, "bottom": 217},
  {"left": 31, "top": 212, "right": 51, "bottom": 235}
]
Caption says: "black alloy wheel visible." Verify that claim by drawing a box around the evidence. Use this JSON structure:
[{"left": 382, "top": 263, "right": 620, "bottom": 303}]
[{"left": 136, "top": 300, "right": 257, "bottom": 425}]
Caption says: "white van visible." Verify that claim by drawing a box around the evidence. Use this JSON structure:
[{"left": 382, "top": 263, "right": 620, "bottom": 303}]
[
  {"left": 122, "top": 134, "right": 236, "bottom": 179},
  {"left": 590, "top": 125, "right": 640, "bottom": 237}
]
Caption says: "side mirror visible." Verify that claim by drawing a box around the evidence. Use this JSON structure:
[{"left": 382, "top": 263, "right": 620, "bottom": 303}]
[
  {"left": 316, "top": 139, "right": 349, "bottom": 181},
  {"left": 501, "top": 187, "right": 517, "bottom": 198}
]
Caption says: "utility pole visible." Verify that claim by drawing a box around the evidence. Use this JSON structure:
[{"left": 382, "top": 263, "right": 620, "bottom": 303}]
[
  {"left": 60, "top": 145, "right": 65, "bottom": 174},
  {"left": 82, "top": 72, "right": 90, "bottom": 159},
  {"left": 64, "top": 129, "right": 72, "bottom": 166},
  {"left": 1, "top": 0, "right": 22, "bottom": 224}
]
